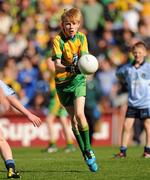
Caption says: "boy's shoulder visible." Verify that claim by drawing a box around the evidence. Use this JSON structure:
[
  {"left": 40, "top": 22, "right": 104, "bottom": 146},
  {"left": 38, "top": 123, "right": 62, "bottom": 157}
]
[
  {"left": 143, "top": 61, "right": 150, "bottom": 70},
  {"left": 76, "top": 31, "right": 86, "bottom": 35},
  {"left": 53, "top": 32, "right": 62, "bottom": 41},
  {"left": 117, "top": 62, "right": 131, "bottom": 70},
  {"left": 145, "top": 60, "right": 150, "bottom": 66},
  {"left": 76, "top": 31, "right": 86, "bottom": 38}
]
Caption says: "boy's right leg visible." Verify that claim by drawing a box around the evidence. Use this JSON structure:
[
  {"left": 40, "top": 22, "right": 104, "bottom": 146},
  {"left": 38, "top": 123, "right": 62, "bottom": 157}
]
[
  {"left": 143, "top": 118, "right": 150, "bottom": 158},
  {"left": 115, "top": 118, "right": 135, "bottom": 158},
  {"left": 72, "top": 128, "right": 84, "bottom": 154},
  {"left": 0, "top": 130, "right": 20, "bottom": 178},
  {"left": 46, "top": 114, "right": 58, "bottom": 153},
  {"left": 59, "top": 114, "right": 76, "bottom": 153}
]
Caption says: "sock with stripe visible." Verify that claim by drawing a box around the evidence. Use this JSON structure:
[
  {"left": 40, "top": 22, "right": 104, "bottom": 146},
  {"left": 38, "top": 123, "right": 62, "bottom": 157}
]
[
  {"left": 5, "top": 159, "right": 15, "bottom": 171},
  {"left": 120, "top": 146, "right": 127, "bottom": 155},
  {"left": 79, "top": 126, "right": 92, "bottom": 151},
  {"left": 72, "top": 128, "right": 84, "bottom": 154},
  {"left": 144, "top": 146, "right": 150, "bottom": 154}
]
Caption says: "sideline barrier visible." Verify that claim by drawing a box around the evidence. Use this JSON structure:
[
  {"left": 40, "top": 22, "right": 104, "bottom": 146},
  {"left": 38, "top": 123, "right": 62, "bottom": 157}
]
[{"left": 0, "top": 112, "right": 113, "bottom": 147}]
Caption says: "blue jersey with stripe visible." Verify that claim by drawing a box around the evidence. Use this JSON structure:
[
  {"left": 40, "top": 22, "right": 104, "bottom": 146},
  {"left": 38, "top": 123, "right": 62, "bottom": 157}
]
[{"left": 116, "top": 61, "right": 150, "bottom": 108}]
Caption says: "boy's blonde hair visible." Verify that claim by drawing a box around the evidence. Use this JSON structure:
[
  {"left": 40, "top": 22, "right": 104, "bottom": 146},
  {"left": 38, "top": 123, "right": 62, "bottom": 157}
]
[
  {"left": 132, "top": 41, "right": 147, "bottom": 52},
  {"left": 61, "top": 8, "right": 82, "bottom": 23}
]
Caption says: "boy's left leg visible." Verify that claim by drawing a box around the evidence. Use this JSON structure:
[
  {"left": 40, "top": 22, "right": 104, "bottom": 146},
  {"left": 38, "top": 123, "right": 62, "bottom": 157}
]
[
  {"left": 143, "top": 118, "right": 150, "bottom": 158},
  {"left": 46, "top": 114, "right": 58, "bottom": 153},
  {"left": 74, "top": 97, "right": 98, "bottom": 172},
  {"left": 78, "top": 125, "right": 98, "bottom": 172},
  {"left": 0, "top": 129, "right": 20, "bottom": 178},
  {"left": 115, "top": 117, "right": 135, "bottom": 158},
  {"left": 74, "top": 97, "right": 91, "bottom": 150}
]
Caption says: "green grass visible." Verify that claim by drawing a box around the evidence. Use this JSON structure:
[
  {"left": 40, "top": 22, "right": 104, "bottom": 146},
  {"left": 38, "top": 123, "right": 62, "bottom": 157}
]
[{"left": 0, "top": 146, "right": 150, "bottom": 180}]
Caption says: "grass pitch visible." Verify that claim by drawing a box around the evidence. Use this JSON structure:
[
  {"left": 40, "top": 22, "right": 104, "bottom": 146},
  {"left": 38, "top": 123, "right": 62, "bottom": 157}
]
[{"left": 0, "top": 146, "right": 150, "bottom": 180}]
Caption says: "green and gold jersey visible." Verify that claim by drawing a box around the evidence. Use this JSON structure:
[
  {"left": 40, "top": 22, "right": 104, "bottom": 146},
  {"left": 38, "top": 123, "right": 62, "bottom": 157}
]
[{"left": 52, "top": 31, "right": 88, "bottom": 84}]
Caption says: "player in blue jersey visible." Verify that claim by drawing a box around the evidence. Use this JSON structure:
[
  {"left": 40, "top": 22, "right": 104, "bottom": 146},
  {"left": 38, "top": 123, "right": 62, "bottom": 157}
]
[
  {"left": 115, "top": 41, "right": 150, "bottom": 158},
  {"left": 0, "top": 80, "right": 41, "bottom": 178}
]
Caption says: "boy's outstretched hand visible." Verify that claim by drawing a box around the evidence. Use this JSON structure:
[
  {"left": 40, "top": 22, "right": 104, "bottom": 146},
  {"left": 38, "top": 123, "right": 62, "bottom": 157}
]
[{"left": 27, "top": 113, "right": 42, "bottom": 127}]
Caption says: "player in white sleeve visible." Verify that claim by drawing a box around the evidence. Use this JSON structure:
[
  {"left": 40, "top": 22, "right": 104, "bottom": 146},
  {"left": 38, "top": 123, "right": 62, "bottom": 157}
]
[{"left": 0, "top": 80, "right": 41, "bottom": 178}]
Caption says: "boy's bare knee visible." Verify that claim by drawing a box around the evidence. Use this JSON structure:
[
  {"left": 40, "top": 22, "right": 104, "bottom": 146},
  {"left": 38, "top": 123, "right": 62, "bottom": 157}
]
[
  {"left": 144, "top": 119, "right": 150, "bottom": 128},
  {"left": 124, "top": 122, "right": 132, "bottom": 131}
]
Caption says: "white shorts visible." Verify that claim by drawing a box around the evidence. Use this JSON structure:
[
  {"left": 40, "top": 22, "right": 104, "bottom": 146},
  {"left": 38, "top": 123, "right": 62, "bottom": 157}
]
[{"left": 0, "top": 80, "right": 15, "bottom": 96}]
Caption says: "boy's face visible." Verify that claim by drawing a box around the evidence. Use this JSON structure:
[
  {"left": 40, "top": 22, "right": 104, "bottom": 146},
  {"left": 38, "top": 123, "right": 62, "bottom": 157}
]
[
  {"left": 132, "top": 47, "right": 147, "bottom": 63},
  {"left": 62, "top": 20, "right": 80, "bottom": 38}
]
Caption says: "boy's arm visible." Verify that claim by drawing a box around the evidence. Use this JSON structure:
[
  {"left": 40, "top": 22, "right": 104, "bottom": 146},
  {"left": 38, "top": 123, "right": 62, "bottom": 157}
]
[
  {"left": 52, "top": 37, "right": 80, "bottom": 74},
  {"left": 52, "top": 37, "right": 68, "bottom": 73},
  {"left": 54, "top": 59, "right": 66, "bottom": 73},
  {"left": 7, "top": 95, "right": 41, "bottom": 127},
  {"left": 0, "top": 87, "right": 10, "bottom": 114},
  {"left": 46, "top": 57, "right": 55, "bottom": 72},
  {"left": 55, "top": 59, "right": 80, "bottom": 74}
]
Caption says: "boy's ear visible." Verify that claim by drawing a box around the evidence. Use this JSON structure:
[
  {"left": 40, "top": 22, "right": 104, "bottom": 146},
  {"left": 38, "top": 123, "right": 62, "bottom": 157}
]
[
  {"left": 60, "top": 22, "right": 65, "bottom": 33},
  {"left": 77, "top": 21, "right": 81, "bottom": 27}
]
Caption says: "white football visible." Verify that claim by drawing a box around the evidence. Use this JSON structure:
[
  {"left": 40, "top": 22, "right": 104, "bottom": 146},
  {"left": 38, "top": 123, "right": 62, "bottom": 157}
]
[{"left": 78, "top": 54, "right": 98, "bottom": 75}]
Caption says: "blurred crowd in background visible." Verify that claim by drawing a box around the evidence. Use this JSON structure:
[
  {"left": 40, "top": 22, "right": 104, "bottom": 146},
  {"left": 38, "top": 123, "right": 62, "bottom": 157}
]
[{"left": 0, "top": 0, "right": 150, "bottom": 143}]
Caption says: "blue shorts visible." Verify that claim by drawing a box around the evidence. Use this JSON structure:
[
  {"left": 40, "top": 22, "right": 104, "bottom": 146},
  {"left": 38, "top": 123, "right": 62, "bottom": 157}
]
[
  {"left": 126, "top": 106, "right": 150, "bottom": 119},
  {"left": 0, "top": 80, "right": 15, "bottom": 96}
]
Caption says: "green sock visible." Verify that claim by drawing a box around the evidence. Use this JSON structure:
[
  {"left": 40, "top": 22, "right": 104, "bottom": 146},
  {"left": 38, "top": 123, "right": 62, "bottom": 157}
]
[
  {"left": 79, "top": 126, "right": 91, "bottom": 151},
  {"left": 72, "top": 128, "right": 84, "bottom": 154}
]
